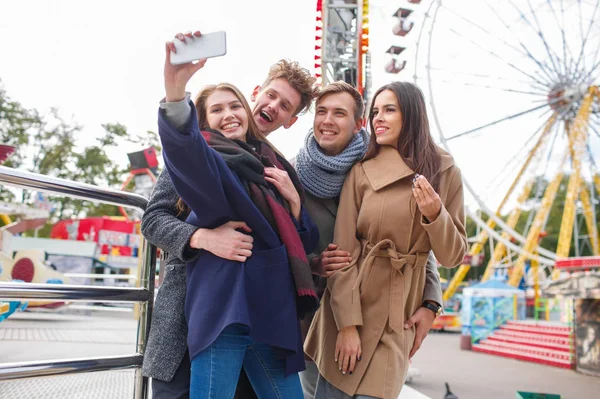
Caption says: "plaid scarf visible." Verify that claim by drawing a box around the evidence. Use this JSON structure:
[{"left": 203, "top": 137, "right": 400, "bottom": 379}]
[{"left": 201, "top": 128, "right": 319, "bottom": 318}]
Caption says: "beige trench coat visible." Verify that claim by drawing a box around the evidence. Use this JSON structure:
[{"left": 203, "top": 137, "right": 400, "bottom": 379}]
[{"left": 304, "top": 146, "right": 467, "bottom": 399}]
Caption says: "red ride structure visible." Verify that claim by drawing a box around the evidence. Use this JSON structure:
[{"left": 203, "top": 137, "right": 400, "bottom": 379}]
[{"left": 314, "top": 0, "right": 371, "bottom": 98}]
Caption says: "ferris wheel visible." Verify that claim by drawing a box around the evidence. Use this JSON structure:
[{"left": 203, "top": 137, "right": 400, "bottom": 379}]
[
  {"left": 317, "top": 0, "right": 600, "bottom": 300},
  {"left": 389, "top": 0, "right": 600, "bottom": 299}
]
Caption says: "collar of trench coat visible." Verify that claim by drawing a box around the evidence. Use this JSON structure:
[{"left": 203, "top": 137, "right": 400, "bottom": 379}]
[{"left": 361, "top": 145, "right": 455, "bottom": 191}]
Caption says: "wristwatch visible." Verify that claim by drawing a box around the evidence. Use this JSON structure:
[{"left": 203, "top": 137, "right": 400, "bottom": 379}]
[{"left": 422, "top": 301, "right": 443, "bottom": 318}]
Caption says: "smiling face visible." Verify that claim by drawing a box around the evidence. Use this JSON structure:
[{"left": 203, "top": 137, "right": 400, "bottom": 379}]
[
  {"left": 313, "top": 92, "right": 363, "bottom": 156},
  {"left": 205, "top": 89, "right": 249, "bottom": 141},
  {"left": 371, "top": 89, "right": 403, "bottom": 147},
  {"left": 251, "top": 78, "right": 301, "bottom": 136}
]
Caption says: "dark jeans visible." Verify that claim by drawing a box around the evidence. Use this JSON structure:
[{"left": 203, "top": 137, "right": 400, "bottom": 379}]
[
  {"left": 314, "top": 372, "right": 378, "bottom": 399},
  {"left": 152, "top": 351, "right": 191, "bottom": 399},
  {"left": 235, "top": 369, "right": 258, "bottom": 399}
]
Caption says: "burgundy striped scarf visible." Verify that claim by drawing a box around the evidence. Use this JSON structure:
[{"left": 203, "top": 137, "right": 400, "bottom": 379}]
[{"left": 201, "top": 128, "right": 319, "bottom": 318}]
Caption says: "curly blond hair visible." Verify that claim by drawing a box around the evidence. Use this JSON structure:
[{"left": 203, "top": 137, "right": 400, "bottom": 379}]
[{"left": 262, "top": 59, "right": 319, "bottom": 116}]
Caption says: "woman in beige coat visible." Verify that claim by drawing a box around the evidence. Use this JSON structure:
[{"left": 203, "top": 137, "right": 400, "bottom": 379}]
[{"left": 304, "top": 82, "right": 468, "bottom": 399}]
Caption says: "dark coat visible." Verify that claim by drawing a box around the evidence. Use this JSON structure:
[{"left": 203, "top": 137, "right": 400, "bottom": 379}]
[
  {"left": 158, "top": 104, "right": 319, "bottom": 375},
  {"left": 141, "top": 171, "right": 258, "bottom": 399}
]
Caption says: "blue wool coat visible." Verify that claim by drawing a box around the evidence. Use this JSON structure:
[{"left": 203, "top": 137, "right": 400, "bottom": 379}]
[{"left": 157, "top": 103, "right": 318, "bottom": 375}]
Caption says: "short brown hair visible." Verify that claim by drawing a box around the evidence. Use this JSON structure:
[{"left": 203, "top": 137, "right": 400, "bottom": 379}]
[
  {"left": 316, "top": 81, "right": 365, "bottom": 121},
  {"left": 262, "top": 59, "right": 319, "bottom": 116}
]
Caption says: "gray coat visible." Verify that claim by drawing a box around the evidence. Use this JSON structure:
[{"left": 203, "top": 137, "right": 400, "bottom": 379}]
[{"left": 141, "top": 170, "right": 199, "bottom": 382}]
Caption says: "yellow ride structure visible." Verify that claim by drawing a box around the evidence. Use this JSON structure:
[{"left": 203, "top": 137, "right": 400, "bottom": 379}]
[
  {"left": 383, "top": 1, "right": 600, "bottom": 300},
  {"left": 316, "top": 1, "right": 600, "bottom": 300},
  {"left": 442, "top": 86, "right": 600, "bottom": 300}
]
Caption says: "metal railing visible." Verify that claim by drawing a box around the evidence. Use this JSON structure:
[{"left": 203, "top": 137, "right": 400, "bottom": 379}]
[
  {"left": 0, "top": 166, "right": 156, "bottom": 399},
  {"left": 469, "top": 295, "right": 519, "bottom": 343}
]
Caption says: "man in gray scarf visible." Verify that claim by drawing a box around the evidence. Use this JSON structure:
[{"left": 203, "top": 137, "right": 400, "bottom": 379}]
[{"left": 293, "top": 81, "right": 444, "bottom": 399}]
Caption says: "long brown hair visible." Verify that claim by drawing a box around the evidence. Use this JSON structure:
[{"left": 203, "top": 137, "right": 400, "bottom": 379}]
[
  {"left": 194, "top": 83, "right": 266, "bottom": 142},
  {"left": 364, "top": 82, "right": 441, "bottom": 192},
  {"left": 176, "top": 83, "right": 282, "bottom": 216}
]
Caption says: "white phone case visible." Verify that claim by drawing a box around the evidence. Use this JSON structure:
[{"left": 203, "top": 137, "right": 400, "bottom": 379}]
[{"left": 170, "top": 31, "right": 227, "bottom": 65}]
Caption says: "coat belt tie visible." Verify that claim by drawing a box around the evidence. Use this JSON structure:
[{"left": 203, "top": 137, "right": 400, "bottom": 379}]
[{"left": 352, "top": 239, "right": 427, "bottom": 332}]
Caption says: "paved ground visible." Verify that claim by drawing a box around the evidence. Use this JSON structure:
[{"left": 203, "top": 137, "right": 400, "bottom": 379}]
[
  {"left": 0, "top": 370, "right": 135, "bottom": 399},
  {"left": 408, "top": 331, "right": 598, "bottom": 399},
  {"left": 0, "top": 310, "right": 138, "bottom": 398},
  {"left": 0, "top": 311, "right": 137, "bottom": 363},
  {"left": 0, "top": 311, "right": 598, "bottom": 398}
]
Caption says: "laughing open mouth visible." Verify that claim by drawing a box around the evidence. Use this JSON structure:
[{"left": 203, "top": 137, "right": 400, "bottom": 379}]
[{"left": 259, "top": 110, "right": 273, "bottom": 123}]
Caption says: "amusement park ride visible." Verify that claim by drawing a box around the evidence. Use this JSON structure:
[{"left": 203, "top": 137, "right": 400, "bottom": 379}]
[
  {"left": 312, "top": 2, "right": 600, "bottom": 356},
  {"left": 314, "top": 0, "right": 600, "bottom": 302}
]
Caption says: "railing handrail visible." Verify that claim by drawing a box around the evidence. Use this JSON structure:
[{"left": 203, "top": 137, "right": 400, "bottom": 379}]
[
  {"left": 0, "top": 166, "right": 148, "bottom": 211},
  {"left": 0, "top": 282, "right": 150, "bottom": 303},
  {"left": 0, "top": 166, "right": 156, "bottom": 399},
  {"left": 470, "top": 295, "right": 518, "bottom": 343},
  {"left": 0, "top": 354, "right": 143, "bottom": 381}
]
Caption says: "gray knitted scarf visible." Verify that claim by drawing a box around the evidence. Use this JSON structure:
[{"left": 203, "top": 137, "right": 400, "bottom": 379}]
[{"left": 296, "top": 128, "right": 369, "bottom": 199}]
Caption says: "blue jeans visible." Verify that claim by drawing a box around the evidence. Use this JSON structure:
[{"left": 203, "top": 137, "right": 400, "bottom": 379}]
[{"left": 190, "top": 324, "right": 303, "bottom": 399}]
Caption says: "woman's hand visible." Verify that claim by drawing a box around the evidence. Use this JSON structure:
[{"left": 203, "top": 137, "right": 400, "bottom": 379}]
[
  {"left": 264, "top": 167, "right": 301, "bottom": 220},
  {"left": 190, "top": 221, "right": 253, "bottom": 262},
  {"left": 412, "top": 174, "right": 442, "bottom": 222},
  {"left": 164, "top": 31, "right": 207, "bottom": 102},
  {"left": 335, "top": 326, "right": 362, "bottom": 375}
]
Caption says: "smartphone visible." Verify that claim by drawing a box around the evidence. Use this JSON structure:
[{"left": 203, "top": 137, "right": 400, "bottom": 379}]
[{"left": 170, "top": 31, "right": 227, "bottom": 65}]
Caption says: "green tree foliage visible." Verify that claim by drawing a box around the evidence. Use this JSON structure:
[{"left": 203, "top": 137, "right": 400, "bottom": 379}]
[
  {"left": 513, "top": 174, "right": 599, "bottom": 257},
  {"left": 0, "top": 79, "right": 162, "bottom": 235},
  {"left": 0, "top": 85, "right": 40, "bottom": 169},
  {"left": 0, "top": 84, "right": 42, "bottom": 202},
  {"left": 443, "top": 173, "right": 599, "bottom": 283}
]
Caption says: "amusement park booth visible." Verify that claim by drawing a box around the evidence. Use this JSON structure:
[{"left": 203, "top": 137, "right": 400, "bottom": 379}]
[
  {"left": 543, "top": 256, "right": 600, "bottom": 377},
  {"left": 461, "top": 279, "right": 526, "bottom": 343}
]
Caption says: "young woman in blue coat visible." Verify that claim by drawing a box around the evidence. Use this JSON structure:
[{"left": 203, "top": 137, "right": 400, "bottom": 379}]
[{"left": 156, "top": 31, "right": 320, "bottom": 399}]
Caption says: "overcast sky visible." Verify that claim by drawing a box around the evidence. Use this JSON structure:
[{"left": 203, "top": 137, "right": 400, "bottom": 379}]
[
  {"left": 0, "top": 0, "right": 322, "bottom": 158},
  {"left": 1, "top": 0, "right": 598, "bottom": 212}
]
